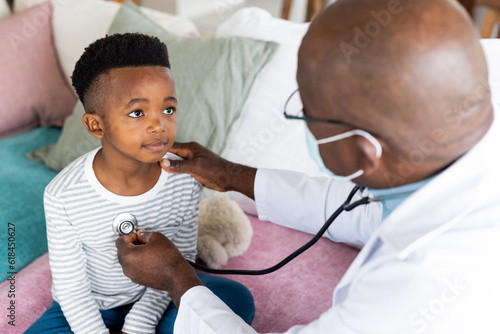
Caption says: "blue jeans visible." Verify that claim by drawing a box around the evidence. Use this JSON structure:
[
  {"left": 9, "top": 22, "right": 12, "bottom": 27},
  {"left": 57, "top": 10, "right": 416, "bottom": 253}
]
[{"left": 25, "top": 273, "right": 255, "bottom": 333}]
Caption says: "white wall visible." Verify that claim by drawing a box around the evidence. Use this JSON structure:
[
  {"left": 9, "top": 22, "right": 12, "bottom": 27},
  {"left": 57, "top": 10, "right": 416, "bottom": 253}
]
[
  {"left": 141, "top": 0, "right": 245, "bottom": 18},
  {"left": 140, "top": 0, "right": 485, "bottom": 34},
  {"left": 139, "top": 0, "right": 311, "bottom": 32},
  {"left": 140, "top": 0, "right": 313, "bottom": 23}
]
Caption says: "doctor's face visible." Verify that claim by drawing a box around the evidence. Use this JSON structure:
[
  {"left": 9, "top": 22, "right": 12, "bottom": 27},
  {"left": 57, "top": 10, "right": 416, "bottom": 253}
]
[
  {"left": 293, "top": 80, "right": 365, "bottom": 182},
  {"left": 304, "top": 106, "right": 364, "bottom": 180},
  {"left": 294, "top": 17, "right": 392, "bottom": 188}
]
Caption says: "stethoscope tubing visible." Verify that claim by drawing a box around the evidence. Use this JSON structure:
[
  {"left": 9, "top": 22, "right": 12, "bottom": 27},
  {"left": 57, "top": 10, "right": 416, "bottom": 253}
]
[{"left": 187, "top": 186, "right": 368, "bottom": 275}]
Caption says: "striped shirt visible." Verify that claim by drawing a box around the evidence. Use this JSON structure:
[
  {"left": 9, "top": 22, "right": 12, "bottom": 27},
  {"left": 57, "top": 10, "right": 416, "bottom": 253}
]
[{"left": 44, "top": 148, "right": 201, "bottom": 334}]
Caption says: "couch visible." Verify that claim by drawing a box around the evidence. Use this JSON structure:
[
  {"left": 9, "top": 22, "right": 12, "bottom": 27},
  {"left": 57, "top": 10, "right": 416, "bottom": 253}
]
[
  {"left": 0, "top": 1, "right": 360, "bottom": 333},
  {"left": 1, "top": 1, "right": 499, "bottom": 333}
]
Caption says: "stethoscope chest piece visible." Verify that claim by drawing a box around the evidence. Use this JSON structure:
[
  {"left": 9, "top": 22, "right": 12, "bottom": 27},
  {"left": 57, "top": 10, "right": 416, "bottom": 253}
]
[{"left": 112, "top": 213, "right": 138, "bottom": 236}]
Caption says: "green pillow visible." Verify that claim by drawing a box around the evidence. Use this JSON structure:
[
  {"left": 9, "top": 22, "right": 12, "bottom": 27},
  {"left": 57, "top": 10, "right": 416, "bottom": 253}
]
[
  {"left": 29, "top": 102, "right": 100, "bottom": 171},
  {"left": 29, "top": 1, "right": 278, "bottom": 171}
]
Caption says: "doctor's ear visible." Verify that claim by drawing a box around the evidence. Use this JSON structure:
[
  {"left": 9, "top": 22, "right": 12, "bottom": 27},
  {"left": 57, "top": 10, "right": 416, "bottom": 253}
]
[
  {"left": 82, "top": 113, "right": 104, "bottom": 139},
  {"left": 353, "top": 134, "right": 383, "bottom": 175}
]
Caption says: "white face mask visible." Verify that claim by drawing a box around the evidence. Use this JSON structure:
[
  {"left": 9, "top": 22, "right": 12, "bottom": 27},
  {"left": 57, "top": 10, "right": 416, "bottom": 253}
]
[{"left": 305, "top": 126, "right": 382, "bottom": 181}]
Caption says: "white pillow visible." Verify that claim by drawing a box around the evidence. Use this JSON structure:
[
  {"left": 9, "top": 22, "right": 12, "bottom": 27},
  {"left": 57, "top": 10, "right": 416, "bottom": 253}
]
[
  {"left": 480, "top": 39, "right": 500, "bottom": 107},
  {"left": 216, "top": 8, "right": 324, "bottom": 215},
  {"left": 14, "top": 0, "right": 200, "bottom": 84},
  {"left": 0, "top": 0, "right": 10, "bottom": 21},
  {"left": 217, "top": 7, "right": 321, "bottom": 177}
]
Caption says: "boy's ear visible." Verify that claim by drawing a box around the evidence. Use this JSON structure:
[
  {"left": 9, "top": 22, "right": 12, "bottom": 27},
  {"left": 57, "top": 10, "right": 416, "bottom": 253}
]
[{"left": 82, "top": 113, "right": 104, "bottom": 139}]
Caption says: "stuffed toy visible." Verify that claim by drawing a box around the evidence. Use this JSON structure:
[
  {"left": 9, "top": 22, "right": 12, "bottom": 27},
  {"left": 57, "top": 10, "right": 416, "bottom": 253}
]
[{"left": 197, "top": 192, "right": 253, "bottom": 269}]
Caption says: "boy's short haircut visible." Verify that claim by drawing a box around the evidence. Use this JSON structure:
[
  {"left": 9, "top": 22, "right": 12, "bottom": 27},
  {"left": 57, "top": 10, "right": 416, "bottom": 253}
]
[{"left": 71, "top": 33, "right": 171, "bottom": 114}]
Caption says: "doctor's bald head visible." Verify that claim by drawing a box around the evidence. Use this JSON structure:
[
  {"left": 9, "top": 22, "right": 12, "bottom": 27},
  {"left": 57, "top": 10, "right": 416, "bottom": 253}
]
[{"left": 298, "top": 0, "right": 493, "bottom": 188}]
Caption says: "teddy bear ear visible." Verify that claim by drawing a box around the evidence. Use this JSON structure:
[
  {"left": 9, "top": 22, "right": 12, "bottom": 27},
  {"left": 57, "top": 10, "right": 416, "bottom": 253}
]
[
  {"left": 197, "top": 235, "right": 229, "bottom": 269},
  {"left": 196, "top": 191, "right": 253, "bottom": 269}
]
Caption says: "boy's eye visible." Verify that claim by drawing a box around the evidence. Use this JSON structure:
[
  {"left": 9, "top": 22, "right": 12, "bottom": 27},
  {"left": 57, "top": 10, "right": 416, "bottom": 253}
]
[
  {"left": 128, "top": 110, "right": 143, "bottom": 118},
  {"left": 163, "top": 107, "right": 175, "bottom": 115}
]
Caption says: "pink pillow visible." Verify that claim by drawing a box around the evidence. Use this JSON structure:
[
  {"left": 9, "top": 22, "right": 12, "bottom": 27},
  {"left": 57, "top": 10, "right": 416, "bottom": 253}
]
[{"left": 0, "top": 1, "right": 76, "bottom": 137}]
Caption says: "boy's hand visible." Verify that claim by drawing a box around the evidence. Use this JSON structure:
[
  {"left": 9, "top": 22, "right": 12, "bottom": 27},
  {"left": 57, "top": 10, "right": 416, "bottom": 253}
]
[
  {"left": 161, "top": 142, "right": 257, "bottom": 199},
  {"left": 116, "top": 230, "right": 203, "bottom": 307}
]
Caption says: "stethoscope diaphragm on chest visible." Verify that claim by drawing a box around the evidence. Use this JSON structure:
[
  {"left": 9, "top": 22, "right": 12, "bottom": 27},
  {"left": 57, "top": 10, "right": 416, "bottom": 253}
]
[
  {"left": 110, "top": 186, "right": 383, "bottom": 276},
  {"left": 112, "top": 213, "right": 138, "bottom": 236}
]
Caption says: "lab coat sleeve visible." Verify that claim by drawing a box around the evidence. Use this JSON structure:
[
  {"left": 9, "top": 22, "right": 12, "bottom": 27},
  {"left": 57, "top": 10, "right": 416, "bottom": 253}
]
[
  {"left": 173, "top": 286, "right": 356, "bottom": 334},
  {"left": 254, "top": 168, "right": 383, "bottom": 245},
  {"left": 173, "top": 254, "right": 484, "bottom": 334},
  {"left": 174, "top": 286, "right": 258, "bottom": 334}
]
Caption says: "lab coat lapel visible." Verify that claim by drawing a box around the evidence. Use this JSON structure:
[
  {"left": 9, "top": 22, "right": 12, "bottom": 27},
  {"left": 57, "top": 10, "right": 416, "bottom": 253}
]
[
  {"left": 379, "top": 117, "right": 500, "bottom": 258},
  {"left": 333, "top": 117, "right": 500, "bottom": 304}
]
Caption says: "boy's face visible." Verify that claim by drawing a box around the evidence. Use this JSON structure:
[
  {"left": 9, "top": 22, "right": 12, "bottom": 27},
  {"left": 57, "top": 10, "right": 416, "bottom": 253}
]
[{"left": 87, "top": 66, "right": 177, "bottom": 164}]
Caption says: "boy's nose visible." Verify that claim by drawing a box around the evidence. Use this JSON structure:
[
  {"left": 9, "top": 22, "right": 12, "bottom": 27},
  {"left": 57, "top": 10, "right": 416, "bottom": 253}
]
[{"left": 147, "top": 115, "right": 166, "bottom": 133}]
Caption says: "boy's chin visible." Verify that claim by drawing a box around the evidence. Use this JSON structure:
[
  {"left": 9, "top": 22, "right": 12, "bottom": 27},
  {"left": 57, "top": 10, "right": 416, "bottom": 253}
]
[
  {"left": 138, "top": 151, "right": 169, "bottom": 164},
  {"left": 150, "top": 153, "right": 169, "bottom": 164}
]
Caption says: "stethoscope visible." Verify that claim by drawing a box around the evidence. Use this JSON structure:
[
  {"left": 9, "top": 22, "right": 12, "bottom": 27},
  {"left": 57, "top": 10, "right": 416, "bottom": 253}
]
[{"left": 112, "top": 186, "right": 407, "bottom": 276}]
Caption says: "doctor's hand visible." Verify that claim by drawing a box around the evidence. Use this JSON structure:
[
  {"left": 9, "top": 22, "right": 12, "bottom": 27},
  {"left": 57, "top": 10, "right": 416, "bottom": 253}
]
[
  {"left": 116, "top": 230, "right": 203, "bottom": 307},
  {"left": 161, "top": 141, "right": 257, "bottom": 199}
]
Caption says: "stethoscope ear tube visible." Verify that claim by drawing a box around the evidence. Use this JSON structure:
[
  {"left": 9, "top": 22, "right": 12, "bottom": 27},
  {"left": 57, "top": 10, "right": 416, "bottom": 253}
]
[{"left": 188, "top": 185, "right": 368, "bottom": 275}]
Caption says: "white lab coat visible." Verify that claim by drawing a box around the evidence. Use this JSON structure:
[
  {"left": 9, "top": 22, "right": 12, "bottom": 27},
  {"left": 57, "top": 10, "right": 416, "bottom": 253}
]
[{"left": 175, "top": 118, "right": 500, "bottom": 333}]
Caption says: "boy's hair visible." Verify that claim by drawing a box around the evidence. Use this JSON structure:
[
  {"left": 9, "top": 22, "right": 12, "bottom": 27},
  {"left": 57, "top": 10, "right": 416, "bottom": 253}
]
[{"left": 71, "top": 33, "right": 170, "bottom": 114}]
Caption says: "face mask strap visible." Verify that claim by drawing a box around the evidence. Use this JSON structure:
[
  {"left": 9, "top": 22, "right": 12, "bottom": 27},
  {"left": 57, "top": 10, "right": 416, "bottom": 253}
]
[
  {"left": 332, "top": 169, "right": 364, "bottom": 182},
  {"left": 317, "top": 129, "right": 382, "bottom": 158}
]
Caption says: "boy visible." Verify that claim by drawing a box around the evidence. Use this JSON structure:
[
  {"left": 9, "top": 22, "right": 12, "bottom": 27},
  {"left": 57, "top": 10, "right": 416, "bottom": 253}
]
[{"left": 26, "top": 33, "right": 254, "bottom": 334}]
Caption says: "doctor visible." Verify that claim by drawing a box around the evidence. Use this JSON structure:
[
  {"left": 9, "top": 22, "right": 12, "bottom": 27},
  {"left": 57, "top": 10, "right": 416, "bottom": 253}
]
[{"left": 116, "top": 0, "right": 500, "bottom": 332}]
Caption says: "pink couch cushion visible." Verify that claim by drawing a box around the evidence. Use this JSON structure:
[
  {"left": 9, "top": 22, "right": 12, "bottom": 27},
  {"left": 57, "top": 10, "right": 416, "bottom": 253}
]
[
  {"left": 0, "top": 1, "right": 76, "bottom": 137},
  {"left": 0, "top": 215, "right": 358, "bottom": 333},
  {"left": 217, "top": 215, "right": 359, "bottom": 332},
  {"left": 0, "top": 253, "right": 52, "bottom": 332}
]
